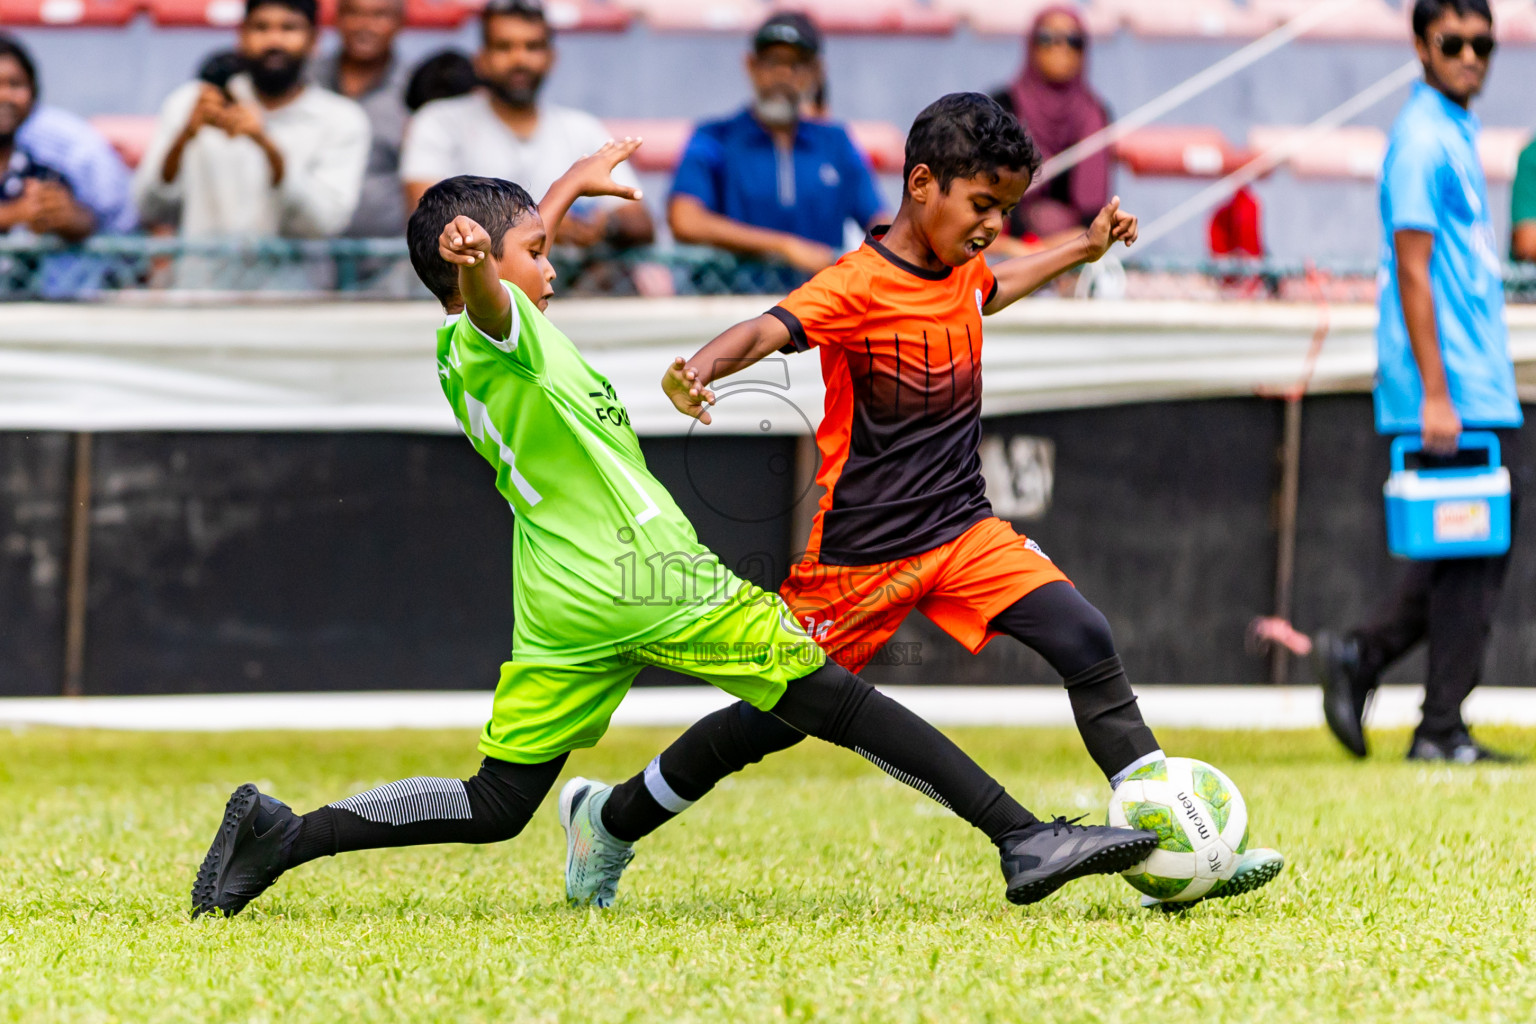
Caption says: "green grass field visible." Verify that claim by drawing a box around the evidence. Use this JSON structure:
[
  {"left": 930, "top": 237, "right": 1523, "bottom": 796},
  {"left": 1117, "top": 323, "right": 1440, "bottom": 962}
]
[{"left": 3, "top": 724, "right": 1535, "bottom": 1024}]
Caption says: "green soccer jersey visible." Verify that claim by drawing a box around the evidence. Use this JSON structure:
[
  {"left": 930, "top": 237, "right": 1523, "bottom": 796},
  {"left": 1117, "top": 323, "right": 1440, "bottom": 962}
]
[{"left": 436, "top": 281, "right": 733, "bottom": 664}]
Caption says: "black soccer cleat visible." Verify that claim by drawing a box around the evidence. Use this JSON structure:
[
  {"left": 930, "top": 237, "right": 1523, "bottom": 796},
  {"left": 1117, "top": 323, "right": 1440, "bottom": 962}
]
[
  {"left": 999, "top": 816, "right": 1159, "bottom": 906},
  {"left": 1407, "top": 732, "right": 1528, "bottom": 764},
  {"left": 190, "top": 783, "right": 301, "bottom": 919},
  {"left": 1312, "top": 630, "right": 1372, "bottom": 759}
]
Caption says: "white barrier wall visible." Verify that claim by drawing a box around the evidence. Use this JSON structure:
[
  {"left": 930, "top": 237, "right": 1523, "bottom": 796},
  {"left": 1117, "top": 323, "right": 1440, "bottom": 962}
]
[{"left": 4, "top": 298, "right": 1536, "bottom": 434}]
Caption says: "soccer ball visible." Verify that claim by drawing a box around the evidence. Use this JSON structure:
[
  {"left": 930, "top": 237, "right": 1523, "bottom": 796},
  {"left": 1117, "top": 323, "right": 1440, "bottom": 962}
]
[{"left": 1107, "top": 756, "right": 1248, "bottom": 903}]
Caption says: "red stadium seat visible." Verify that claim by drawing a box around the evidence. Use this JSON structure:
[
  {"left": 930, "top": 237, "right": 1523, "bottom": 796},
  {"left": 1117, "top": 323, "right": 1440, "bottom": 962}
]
[
  {"left": 0, "top": 0, "right": 139, "bottom": 24},
  {"left": 1115, "top": 0, "right": 1270, "bottom": 39},
  {"left": 1114, "top": 126, "right": 1252, "bottom": 178},
  {"left": 147, "top": 0, "right": 254, "bottom": 25},
  {"left": 622, "top": 0, "right": 765, "bottom": 32},
  {"left": 1248, "top": 125, "right": 1385, "bottom": 179},
  {"left": 1498, "top": 3, "right": 1536, "bottom": 44},
  {"left": 89, "top": 114, "right": 157, "bottom": 170},
  {"left": 543, "top": 0, "right": 632, "bottom": 31},
  {"left": 847, "top": 119, "right": 906, "bottom": 174},
  {"left": 1479, "top": 127, "right": 1534, "bottom": 185},
  {"left": 601, "top": 117, "right": 693, "bottom": 173},
  {"left": 1247, "top": 0, "right": 1407, "bottom": 41},
  {"left": 931, "top": 0, "right": 1062, "bottom": 37},
  {"left": 780, "top": 0, "right": 957, "bottom": 35}
]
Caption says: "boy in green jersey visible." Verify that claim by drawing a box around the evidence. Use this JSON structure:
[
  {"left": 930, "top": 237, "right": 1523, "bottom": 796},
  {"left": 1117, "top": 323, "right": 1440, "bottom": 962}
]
[{"left": 191, "top": 142, "right": 1155, "bottom": 919}]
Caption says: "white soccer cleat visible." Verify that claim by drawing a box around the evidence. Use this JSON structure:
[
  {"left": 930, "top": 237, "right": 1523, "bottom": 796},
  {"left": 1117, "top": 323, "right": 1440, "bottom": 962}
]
[
  {"left": 1139, "top": 847, "right": 1285, "bottom": 910},
  {"left": 558, "top": 777, "right": 635, "bottom": 909}
]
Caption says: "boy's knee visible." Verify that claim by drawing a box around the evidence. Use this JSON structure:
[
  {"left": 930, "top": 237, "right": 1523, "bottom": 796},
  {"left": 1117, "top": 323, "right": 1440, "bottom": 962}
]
[{"left": 770, "top": 661, "right": 869, "bottom": 744}]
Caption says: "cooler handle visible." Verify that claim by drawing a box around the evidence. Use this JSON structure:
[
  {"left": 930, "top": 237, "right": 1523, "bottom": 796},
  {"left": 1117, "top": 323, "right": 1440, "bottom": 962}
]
[{"left": 1390, "top": 431, "right": 1501, "bottom": 472}]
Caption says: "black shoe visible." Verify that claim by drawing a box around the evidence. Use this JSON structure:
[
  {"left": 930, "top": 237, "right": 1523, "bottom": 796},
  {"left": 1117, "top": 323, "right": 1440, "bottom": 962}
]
[
  {"left": 1407, "top": 732, "right": 1528, "bottom": 764},
  {"left": 191, "top": 783, "right": 301, "bottom": 919},
  {"left": 999, "top": 816, "right": 1158, "bottom": 906},
  {"left": 1312, "top": 630, "right": 1373, "bottom": 758}
]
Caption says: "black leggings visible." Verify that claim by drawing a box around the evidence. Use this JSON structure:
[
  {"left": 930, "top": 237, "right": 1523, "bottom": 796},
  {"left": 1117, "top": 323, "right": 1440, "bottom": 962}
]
[
  {"left": 286, "top": 754, "right": 568, "bottom": 869},
  {"left": 599, "top": 581, "right": 1162, "bottom": 845}
]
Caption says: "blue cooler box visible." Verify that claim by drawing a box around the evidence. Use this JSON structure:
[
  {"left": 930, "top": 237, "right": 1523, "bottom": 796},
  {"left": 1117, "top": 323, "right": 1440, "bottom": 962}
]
[{"left": 1384, "top": 431, "right": 1511, "bottom": 560}]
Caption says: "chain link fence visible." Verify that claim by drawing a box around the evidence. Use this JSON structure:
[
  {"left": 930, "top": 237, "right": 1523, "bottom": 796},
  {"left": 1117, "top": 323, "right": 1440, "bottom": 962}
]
[{"left": 2, "top": 236, "right": 1534, "bottom": 302}]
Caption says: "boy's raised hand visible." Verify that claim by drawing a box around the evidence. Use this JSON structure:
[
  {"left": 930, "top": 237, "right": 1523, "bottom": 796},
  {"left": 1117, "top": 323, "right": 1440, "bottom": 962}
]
[
  {"left": 663, "top": 357, "right": 717, "bottom": 425},
  {"left": 439, "top": 215, "right": 494, "bottom": 267},
  {"left": 1083, "top": 196, "right": 1138, "bottom": 261},
  {"left": 562, "top": 137, "right": 645, "bottom": 202}
]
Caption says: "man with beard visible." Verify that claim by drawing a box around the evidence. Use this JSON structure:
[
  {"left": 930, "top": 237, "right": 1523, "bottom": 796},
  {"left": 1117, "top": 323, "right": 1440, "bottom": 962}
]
[
  {"left": 400, "top": 0, "right": 652, "bottom": 252},
  {"left": 133, "top": 0, "right": 369, "bottom": 239},
  {"left": 668, "top": 13, "right": 885, "bottom": 277},
  {"left": 310, "top": 0, "right": 410, "bottom": 238}
]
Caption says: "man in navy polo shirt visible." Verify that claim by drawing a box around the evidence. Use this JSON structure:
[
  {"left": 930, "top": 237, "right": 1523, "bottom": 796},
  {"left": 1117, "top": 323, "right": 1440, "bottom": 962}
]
[
  {"left": 668, "top": 12, "right": 885, "bottom": 277},
  {"left": 1314, "top": 0, "right": 1525, "bottom": 764}
]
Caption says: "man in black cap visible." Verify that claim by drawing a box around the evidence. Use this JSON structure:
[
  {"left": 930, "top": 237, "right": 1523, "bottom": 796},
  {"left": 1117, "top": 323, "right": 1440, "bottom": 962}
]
[
  {"left": 669, "top": 12, "right": 886, "bottom": 276},
  {"left": 134, "top": 0, "right": 369, "bottom": 239}
]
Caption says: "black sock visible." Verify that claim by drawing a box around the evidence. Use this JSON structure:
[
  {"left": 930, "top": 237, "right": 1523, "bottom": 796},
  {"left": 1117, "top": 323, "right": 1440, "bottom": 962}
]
[
  {"left": 769, "top": 662, "right": 1038, "bottom": 843},
  {"left": 990, "top": 582, "right": 1162, "bottom": 782},
  {"left": 602, "top": 701, "right": 805, "bottom": 843},
  {"left": 285, "top": 754, "right": 567, "bottom": 870}
]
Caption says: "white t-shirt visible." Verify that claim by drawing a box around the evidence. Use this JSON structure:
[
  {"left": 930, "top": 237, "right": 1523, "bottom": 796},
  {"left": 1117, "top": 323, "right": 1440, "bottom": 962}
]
[
  {"left": 133, "top": 74, "right": 370, "bottom": 239},
  {"left": 400, "top": 91, "right": 639, "bottom": 212}
]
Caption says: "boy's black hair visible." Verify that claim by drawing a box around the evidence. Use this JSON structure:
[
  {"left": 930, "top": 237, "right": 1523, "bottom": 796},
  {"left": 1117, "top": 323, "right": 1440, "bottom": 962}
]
[
  {"left": 903, "top": 92, "right": 1041, "bottom": 192},
  {"left": 0, "top": 34, "right": 39, "bottom": 97},
  {"left": 1412, "top": 0, "right": 1493, "bottom": 38},
  {"left": 407, "top": 175, "right": 538, "bottom": 306}
]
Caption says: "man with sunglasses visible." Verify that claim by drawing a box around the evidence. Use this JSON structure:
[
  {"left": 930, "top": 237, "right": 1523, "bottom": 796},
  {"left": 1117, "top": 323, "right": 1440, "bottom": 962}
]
[{"left": 1314, "top": 0, "right": 1526, "bottom": 764}]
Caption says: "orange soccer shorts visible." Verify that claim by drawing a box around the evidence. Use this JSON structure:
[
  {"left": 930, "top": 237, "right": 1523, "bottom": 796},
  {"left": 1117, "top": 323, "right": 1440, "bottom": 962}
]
[{"left": 779, "top": 516, "right": 1071, "bottom": 673}]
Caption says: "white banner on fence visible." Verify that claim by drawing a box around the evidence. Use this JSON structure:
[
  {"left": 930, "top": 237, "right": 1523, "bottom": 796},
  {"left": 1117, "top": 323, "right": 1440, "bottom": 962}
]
[{"left": 4, "top": 298, "right": 1536, "bottom": 434}]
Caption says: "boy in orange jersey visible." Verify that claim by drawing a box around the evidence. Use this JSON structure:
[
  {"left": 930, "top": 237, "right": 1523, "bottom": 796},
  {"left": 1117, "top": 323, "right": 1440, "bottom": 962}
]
[{"left": 569, "top": 93, "right": 1282, "bottom": 910}]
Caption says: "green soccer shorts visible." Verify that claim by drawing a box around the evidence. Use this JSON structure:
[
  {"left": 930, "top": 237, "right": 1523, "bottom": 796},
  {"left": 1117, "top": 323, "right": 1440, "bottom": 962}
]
[{"left": 479, "top": 581, "right": 826, "bottom": 763}]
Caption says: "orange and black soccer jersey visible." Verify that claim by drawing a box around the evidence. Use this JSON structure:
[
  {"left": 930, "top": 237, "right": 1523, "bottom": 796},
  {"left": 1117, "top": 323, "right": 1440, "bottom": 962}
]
[{"left": 768, "top": 228, "right": 1000, "bottom": 566}]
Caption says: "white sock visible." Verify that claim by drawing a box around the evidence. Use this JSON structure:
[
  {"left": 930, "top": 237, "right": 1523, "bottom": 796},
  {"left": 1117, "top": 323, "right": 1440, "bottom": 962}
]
[{"left": 1110, "top": 749, "right": 1165, "bottom": 790}]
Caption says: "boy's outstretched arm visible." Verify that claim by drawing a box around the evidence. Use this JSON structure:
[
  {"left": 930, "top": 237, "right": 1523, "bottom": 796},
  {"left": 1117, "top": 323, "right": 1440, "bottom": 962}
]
[
  {"left": 538, "top": 137, "right": 644, "bottom": 245},
  {"left": 662, "top": 314, "right": 791, "bottom": 425},
  {"left": 440, "top": 215, "right": 512, "bottom": 340},
  {"left": 982, "top": 196, "right": 1138, "bottom": 314}
]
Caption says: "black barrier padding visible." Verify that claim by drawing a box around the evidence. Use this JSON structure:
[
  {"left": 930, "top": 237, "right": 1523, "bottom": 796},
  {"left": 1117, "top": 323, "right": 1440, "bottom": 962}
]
[
  {"left": 75, "top": 432, "right": 798, "bottom": 695},
  {"left": 858, "top": 399, "right": 1283, "bottom": 688},
  {"left": 0, "top": 433, "right": 71, "bottom": 696},
  {"left": 1292, "top": 395, "right": 1536, "bottom": 689}
]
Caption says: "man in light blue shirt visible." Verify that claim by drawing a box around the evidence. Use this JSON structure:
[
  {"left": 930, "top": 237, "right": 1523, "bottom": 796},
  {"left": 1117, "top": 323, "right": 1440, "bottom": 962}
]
[{"left": 1314, "top": 0, "right": 1525, "bottom": 765}]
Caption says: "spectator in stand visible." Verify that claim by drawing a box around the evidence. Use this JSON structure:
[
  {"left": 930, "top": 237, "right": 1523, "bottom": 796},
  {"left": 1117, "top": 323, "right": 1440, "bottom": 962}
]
[
  {"left": 669, "top": 13, "right": 885, "bottom": 276},
  {"left": 404, "top": 50, "right": 477, "bottom": 113},
  {"left": 400, "top": 0, "right": 652, "bottom": 251},
  {"left": 990, "top": 5, "right": 1110, "bottom": 255},
  {"left": 1513, "top": 135, "right": 1536, "bottom": 262},
  {"left": 133, "top": 0, "right": 369, "bottom": 239},
  {"left": 0, "top": 35, "right": 135, "bottom": 242},
  {"left": 310, "top": 0, "right": 409, "bottom": 238}
]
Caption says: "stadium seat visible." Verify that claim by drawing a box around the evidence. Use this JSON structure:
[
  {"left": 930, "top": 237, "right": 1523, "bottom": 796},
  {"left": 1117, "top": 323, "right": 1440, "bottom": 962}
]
[
  {"left": 621, "top": 0, "right": 765, "bottom": 32},
  {"left": 147, "top": 0, "right": 258, "bottom": 25},
  {"left": 1479, "top": 127, "right": 1534, "bottom": 185},
  {"left": 89, "top": 114, "right": 157, "bottom": 170},
  {"left": 846, "top": 119, "right": 906, "bottom": 174},
  {"left": 932, "top": 0, "right": 1090, "bottom": 38},
  {"left": 0, "top": 0, "right": 139, "bottom": 25},
  {"left": 1247, "top": 125, "right": 1385, "bottom": 180},
  {"left": 1247, "top": 0, "right": 1408, "bottom": 41},
  {"left": 543, "top": 0, "right": 632, "bottom": 31},
  {"left": 784, "top": 0, "right": 957, "bottom": 35},
  {"left": 1114, "top": 0, "right": 1271, "bottom": 39},
  {"left": 1498, "top": 3, "right": 1536, "bottom": 44},
  {"left": 1113, "top": 126, "right": 1252, "bottom": 178}
]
